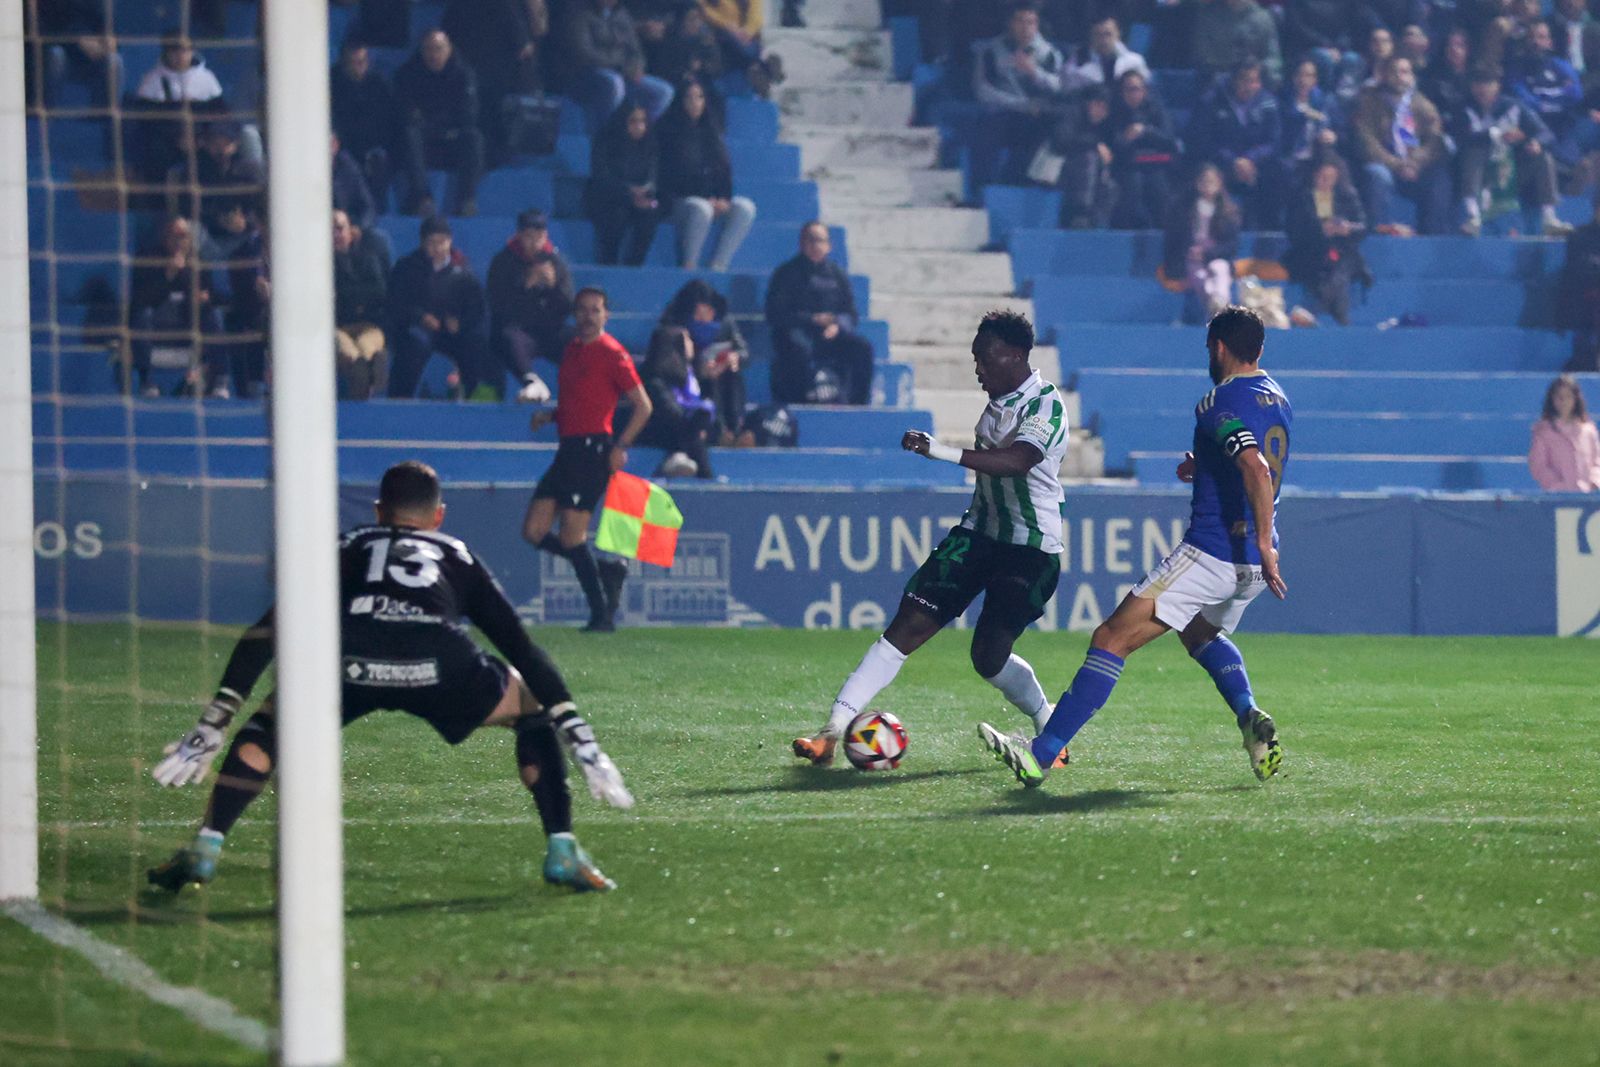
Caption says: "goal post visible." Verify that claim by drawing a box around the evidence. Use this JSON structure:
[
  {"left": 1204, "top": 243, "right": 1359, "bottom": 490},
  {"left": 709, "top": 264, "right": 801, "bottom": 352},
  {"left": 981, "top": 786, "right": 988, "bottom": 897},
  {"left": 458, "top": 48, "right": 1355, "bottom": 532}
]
[
  {"left": 264, "top": 0, "right": 346, "bottom": 1064},
  {"left": 0, "top": 0, "right": 39, "bottom": 907}
]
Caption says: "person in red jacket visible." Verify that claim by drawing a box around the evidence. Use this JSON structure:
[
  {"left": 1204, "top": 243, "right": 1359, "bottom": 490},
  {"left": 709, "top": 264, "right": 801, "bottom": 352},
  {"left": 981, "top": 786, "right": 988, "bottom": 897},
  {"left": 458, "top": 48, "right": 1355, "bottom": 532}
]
[{"left": 522, "top": 288, "right": 653, "bottom": 631}]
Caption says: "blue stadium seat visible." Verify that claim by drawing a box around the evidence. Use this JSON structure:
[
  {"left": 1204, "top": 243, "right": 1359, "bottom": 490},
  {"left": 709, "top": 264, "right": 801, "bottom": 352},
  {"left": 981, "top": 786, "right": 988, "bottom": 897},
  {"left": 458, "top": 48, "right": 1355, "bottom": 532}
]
[
  {"left": 640, "top": 221, "right": 847, "bottom": 272},
  {"left": 336, "top": 400, "right": 932, "bottom": 450},
  {"left": 568, "top": 265, "right": 868, "bottom": 317},
  {"left": 889, "top": 17, "right": 919, "bottom": 81},
  {"left": 1031, "top": 274, "right": 1545, "bottom": 328},
  {"left": 1008, "top": 228, "right": 1566, "bottom": 283},
  {"left": 727, "top": 140, "right": 801, "bottom": 182},
  {"left": 1099, "top": 411, "right": 1535, "bottom": 468},
  {"left": 1074, "top": 368, "right": 1596, "bottom": 416},
  {"left": 1059, "top": 325, "right": 1573, "bottom": 373},
  {"left": 983, "top": 185, "right": 1062, "bottom": 245},
  {"left": 1131, "top": 453, "right": 1533, "bottom": 493},
  {"left": 725, "top": 98, "right": 780, "bottom": 142},
  {"left": 32, "top": 118, "right": 113, "bottom": 178}
]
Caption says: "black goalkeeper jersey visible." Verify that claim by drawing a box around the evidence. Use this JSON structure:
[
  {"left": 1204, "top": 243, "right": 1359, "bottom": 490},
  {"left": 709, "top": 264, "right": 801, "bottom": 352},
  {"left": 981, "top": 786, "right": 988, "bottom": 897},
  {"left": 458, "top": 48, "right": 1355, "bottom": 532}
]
[{"left": 216, "top": 524, "right": 571, "bottom": 710}]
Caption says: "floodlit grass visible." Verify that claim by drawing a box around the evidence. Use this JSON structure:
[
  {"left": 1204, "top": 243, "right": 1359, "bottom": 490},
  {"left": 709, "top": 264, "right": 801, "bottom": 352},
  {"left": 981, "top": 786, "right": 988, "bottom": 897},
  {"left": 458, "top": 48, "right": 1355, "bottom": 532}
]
[{"left": 6, "top": 625, "right": 1600, "bottom": 1066}]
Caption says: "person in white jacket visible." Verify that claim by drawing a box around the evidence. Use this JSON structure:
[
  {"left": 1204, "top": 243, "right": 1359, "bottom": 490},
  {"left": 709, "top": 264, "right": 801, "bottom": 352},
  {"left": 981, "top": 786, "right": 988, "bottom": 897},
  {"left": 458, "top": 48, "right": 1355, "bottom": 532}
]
[
  {"left": 134, "top": 35, "right": 223, "bottom": 103},
  {"left": 132, "top": 34, "right": 262, "bottom": 172}
]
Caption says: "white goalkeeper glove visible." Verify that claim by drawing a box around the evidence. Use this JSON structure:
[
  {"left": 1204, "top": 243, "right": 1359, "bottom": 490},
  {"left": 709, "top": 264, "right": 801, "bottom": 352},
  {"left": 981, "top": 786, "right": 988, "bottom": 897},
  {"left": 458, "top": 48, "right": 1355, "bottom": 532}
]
[
  {"left": 554, "top": 711, "right": 635, "bottom": 810},
  {"left": 152, "top": 697, "right": 237, "bottom": 788}
]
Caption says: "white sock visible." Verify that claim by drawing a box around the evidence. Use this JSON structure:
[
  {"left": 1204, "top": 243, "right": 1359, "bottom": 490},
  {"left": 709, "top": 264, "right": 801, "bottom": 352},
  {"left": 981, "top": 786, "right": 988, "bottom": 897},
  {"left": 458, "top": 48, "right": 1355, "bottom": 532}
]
[
  {"left": 1463, "top": 198, "right": 1480, "bottom": 222},
  {"left": 823, "top": 637, "right": 908, "bottom": 737},
  {"left": 986, "top": 653, "right": 1052, "bottom": 734},
  {"left": 1541, "top": 204, "right": 1560, "bottom": 223}
]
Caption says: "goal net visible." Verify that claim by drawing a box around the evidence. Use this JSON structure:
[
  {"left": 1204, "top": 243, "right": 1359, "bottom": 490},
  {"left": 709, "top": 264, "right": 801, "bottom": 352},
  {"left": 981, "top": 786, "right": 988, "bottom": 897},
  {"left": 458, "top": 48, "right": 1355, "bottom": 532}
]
[{"left": 6, "top": 1, "right": 342, "bottom": 1063}]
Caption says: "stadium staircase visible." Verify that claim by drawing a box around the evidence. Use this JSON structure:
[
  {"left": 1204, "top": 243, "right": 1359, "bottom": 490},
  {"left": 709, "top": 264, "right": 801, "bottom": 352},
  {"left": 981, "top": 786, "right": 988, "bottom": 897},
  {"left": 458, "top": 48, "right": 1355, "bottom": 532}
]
[{"left": 764, "top": 0, "right": 1104, "bottom": 479}]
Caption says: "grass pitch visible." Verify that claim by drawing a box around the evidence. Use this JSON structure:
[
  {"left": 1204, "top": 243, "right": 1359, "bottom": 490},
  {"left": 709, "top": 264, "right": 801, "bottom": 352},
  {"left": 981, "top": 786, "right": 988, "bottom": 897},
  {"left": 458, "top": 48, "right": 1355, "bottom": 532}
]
[{"left": 4, "top": 624, "right": 1599, "bottom": 1066}]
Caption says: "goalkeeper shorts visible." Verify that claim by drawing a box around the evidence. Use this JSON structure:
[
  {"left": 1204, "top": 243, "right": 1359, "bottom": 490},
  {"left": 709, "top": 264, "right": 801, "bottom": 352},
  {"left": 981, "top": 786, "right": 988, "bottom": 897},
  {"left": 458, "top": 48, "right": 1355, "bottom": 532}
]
[{"left": 340, "top": 627, "right": 510, "bottom": 745}]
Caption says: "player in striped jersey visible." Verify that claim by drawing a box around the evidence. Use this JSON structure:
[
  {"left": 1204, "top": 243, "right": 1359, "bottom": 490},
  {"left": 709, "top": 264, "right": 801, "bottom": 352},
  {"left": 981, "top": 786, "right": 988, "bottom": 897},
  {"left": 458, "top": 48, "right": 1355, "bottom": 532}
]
[
  {"left": 793, "top": 311, "right": 1071, "bottom": 766},
  {"left": 981, "top": 306, "right": 1289, "bottom": 787}
]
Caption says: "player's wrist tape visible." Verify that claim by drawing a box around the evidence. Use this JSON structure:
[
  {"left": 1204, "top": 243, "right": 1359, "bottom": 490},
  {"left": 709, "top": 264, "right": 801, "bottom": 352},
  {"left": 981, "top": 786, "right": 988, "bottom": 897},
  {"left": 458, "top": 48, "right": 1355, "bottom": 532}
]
[
  {"left": 201, "top": 693, "right": 239, "bottom": 729},
  {"left": 925, "top": 441, "right": 963, "bottom": 464}
]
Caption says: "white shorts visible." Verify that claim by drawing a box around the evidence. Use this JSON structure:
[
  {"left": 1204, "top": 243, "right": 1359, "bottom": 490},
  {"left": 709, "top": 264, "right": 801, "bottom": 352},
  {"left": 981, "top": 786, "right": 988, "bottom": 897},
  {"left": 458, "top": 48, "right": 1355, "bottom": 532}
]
[{"left": 1131, "top": 542, "right": 1266, "bottom": 635}]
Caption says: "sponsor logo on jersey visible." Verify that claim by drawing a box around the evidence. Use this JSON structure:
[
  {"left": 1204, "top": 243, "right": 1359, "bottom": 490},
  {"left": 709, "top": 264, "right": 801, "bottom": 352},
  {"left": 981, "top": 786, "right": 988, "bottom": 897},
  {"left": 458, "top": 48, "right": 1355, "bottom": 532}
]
[
  {"left": 347, "top": 595, "right": 438, "bottom": 623},
  {"left": 1555, "top": 507, "right": 1600, "bottom": 638},
  {"left": 342, "top": 656, "right": 441, "bottom": 687}
]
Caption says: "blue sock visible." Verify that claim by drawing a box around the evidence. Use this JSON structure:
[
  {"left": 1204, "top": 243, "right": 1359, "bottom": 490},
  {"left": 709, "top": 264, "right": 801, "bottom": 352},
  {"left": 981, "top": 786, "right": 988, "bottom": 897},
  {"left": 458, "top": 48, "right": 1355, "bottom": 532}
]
[
  {"left": 1191, "top": 637, "right": 1255, "bottom": 724},
  {"left": 1031, "top": 648, "right": 1124, "bottom": 767}
]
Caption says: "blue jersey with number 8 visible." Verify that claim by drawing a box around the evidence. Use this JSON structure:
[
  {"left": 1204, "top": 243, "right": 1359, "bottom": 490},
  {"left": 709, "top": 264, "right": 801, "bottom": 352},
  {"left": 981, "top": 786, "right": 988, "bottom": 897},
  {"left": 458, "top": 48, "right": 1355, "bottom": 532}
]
[{"left": 1184, "top": 371, "right": 1292, "bottom": 565}]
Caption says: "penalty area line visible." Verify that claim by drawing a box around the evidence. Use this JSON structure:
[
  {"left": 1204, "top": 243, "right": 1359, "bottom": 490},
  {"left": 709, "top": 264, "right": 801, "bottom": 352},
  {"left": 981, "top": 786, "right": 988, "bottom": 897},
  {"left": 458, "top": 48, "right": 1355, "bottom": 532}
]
[{"left": 2, "top": 899, "right": 272, "bottom": 1054}]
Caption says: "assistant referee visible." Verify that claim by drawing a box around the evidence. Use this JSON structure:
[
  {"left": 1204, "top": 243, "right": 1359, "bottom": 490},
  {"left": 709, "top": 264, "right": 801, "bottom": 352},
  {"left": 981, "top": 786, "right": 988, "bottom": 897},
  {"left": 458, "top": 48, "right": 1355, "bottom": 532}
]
[{"left": 522, "top": 287, "right": 652, "bottom": 632}]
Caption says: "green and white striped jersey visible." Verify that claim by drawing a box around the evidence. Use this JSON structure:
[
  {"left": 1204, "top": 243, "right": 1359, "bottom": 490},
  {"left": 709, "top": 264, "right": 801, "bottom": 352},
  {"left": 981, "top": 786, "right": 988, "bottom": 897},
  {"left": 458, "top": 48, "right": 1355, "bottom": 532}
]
[{"left": 960, "top": 370, "right": 1069, "bottom": 554}]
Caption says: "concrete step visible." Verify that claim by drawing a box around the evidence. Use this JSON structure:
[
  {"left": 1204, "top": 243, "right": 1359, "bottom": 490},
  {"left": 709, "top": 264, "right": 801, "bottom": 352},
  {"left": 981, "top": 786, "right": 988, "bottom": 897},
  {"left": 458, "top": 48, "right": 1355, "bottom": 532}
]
[
  {"left": 874, "top": 293, "right": 1034, "bottom": 346},
  {"left": 796, "top": 0, "right": 882, "bottom": 29},
  {"left": 914, "top": 387, "right": 984, "bottom": 442},
  {"left": 826, "top": 207, "right": 989, "bottom": 251},
  {"left": 919, "top": 392, "right": 1101, "bottom": 478},
  {"left": 784, "top": 124, "right": 940, "bottom": 170},
  {"left": 814, "top": 166, "right": 965, "bottom": 210},
  {"left": 851, "top": 249, "right": 1015, "bottom": 296},
  {"left": 1062, "top": 429, "right": 1107, "bottom": 480},
  {"left": 764, "top": 28, "right": 891, "bottom": 83},
  {"left": 774, "top": 81, "right": 914, "bottom": 128},
  {"left": 891, "top": 344, "right": 1064, "bottom": 390}
]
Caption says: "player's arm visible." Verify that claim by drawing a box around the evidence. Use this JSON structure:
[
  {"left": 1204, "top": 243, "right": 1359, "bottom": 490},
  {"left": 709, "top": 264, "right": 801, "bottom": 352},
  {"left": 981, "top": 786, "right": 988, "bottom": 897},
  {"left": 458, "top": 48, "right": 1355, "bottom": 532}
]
[
  {"left": 903, "top": 431, "right": 1043, "bottom": 476},
  {"left": 464, "top": 576, "right": 576, "bottom": 714},
  {"left": 151, "top": 607, "right": 275, "bottom": 787},
  {"left": 610, "top": 382, "right": 652, "bottom": 471},
  {"left": 1234, "top": 447, "right": 1288, "bottom": 600}
]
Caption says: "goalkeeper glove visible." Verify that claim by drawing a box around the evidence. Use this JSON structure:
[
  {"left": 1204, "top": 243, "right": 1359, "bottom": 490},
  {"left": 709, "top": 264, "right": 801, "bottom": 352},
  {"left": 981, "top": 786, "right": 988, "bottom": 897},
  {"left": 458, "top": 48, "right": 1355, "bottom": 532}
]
[
  {"left": 554, "top": 710, "right": 635, "bottom": 810},
  {"left": 151, "top": 695, "right": 238, "bottom": 788}
]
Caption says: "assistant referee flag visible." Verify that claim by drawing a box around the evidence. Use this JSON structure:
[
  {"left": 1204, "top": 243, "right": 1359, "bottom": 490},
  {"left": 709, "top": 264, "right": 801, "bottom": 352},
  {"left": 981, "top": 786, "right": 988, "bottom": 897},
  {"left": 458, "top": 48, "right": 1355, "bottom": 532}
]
[{"left": 595, "top": 472, "right": 684, "bottom": 568}]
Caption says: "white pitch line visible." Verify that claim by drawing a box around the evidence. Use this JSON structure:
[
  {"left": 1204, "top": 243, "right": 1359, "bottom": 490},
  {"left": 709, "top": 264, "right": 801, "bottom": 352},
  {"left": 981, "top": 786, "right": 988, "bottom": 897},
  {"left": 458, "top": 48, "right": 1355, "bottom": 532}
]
[
  {"left": 2, "top": 899, "right": 272, "bottom": 1054},
  {"left": 51, "top": 811, "right": 1600, "bottom": 830}
]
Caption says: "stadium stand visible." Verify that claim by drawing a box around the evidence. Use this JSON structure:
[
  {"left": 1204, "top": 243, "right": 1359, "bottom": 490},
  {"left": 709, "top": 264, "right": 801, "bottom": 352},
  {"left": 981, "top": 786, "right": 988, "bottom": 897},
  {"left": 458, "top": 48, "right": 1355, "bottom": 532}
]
[{"left": 25, "top": 0, "right": 1600, "bottom": 496}]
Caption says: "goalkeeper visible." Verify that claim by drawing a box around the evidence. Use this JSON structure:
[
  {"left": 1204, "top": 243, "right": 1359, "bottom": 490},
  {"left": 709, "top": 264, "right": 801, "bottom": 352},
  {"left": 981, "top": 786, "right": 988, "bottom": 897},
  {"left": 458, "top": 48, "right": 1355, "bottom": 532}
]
[{"left": 148, "top": 460, "right": 632, "bottom": 894}]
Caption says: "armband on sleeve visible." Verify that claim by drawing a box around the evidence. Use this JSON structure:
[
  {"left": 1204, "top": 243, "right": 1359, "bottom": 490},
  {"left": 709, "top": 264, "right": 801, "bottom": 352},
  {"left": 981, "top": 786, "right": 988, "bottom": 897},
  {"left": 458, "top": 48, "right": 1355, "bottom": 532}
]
[{"left": 1215, "top": 416, "right": 1257, "bottom": 458}]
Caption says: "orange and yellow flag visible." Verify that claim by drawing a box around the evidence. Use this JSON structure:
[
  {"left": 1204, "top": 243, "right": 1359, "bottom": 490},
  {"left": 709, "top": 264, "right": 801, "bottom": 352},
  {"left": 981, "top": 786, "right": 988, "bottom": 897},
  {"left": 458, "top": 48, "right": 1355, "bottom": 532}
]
[{"left": 594, "top": 472, "right": 684, "bottom": 568}]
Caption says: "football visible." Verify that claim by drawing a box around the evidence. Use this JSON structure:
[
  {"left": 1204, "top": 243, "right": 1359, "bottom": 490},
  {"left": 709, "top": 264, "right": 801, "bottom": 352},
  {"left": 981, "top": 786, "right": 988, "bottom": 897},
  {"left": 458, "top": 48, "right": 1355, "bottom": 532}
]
[{"left": 843, "top": 710, "right": 908, "bottom": 771}]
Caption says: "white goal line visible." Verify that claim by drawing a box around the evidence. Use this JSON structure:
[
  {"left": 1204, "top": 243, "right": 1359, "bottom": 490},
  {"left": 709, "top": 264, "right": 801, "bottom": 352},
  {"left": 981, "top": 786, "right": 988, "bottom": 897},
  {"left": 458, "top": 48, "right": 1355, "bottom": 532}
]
[{"left": 3, "top": 899, "right": 272, "bottom": 1054}]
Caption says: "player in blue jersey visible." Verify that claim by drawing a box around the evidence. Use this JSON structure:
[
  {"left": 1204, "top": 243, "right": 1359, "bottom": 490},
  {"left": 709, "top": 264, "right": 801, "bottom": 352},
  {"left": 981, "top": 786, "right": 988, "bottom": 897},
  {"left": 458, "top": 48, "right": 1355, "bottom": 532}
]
[{"left": 980, "top": 306, "right": 1291, "bottom": 786}]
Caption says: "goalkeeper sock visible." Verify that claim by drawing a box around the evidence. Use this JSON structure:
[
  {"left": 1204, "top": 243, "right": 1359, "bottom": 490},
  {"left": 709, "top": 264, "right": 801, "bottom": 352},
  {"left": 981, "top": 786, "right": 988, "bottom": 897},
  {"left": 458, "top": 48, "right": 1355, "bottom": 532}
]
[
  {"left": 984, "top": 654, "right": 1052, "bottom": 733},
  {"left": 202, "top": 714, "right": 275, "bottom": 835},
  {"left": 541, "top": 535, "right": 607, "bottom": 621},
  {"left": 1190, "top": 637, "right": 1256, "bottom": 725},
  {"left": 824, "top": 637, "right": 908, "bottom": 737},
  {"left": 515, "top": 715, "right": 573, "bottom": 836},
  {"left": 1031, "top": 648, "right": 1124, "bottom": 768}
]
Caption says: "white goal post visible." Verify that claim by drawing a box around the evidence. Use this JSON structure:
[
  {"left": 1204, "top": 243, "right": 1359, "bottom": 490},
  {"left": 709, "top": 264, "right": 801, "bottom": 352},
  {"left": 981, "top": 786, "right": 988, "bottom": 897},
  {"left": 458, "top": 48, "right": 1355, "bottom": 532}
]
[
  {"left": 0, "top": 0, "right": 39, "bottom": 908},
  {"left": 3, "top": 0, "right": 347, "bottom": 1062},
  {"left": 265, "top": 0, "right": 346, "bottom": 1064}
]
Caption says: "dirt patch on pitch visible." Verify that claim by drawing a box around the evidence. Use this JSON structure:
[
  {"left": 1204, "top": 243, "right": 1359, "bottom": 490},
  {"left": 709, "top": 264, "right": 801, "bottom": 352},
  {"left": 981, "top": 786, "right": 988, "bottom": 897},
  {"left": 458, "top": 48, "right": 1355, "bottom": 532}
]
[{"left": 526, "top": 950, "right": 1600, "bottom": 1005}]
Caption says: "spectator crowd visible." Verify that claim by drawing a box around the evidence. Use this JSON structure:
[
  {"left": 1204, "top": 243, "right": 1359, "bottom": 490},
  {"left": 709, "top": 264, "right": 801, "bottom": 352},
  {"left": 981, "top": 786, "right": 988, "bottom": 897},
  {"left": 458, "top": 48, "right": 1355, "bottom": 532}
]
[
  {"left": 30, "top": 0, "right": 807, "bottom": 405},
  {"left": 936, "top": 0, "right": 1600, "bottom": 322},
  {"left": 24, "top": 0, "right": 1600, "bottom": 495}
]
